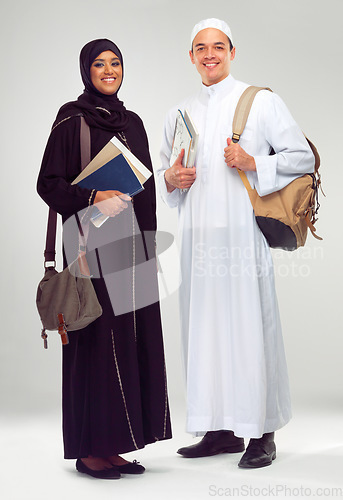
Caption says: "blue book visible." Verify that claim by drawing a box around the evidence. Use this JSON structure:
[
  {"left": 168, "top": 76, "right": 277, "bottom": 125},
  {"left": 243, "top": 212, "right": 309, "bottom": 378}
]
[
  {"left": 72, "top": 135, "right": 152, "bottom": 227},
  {"left": 77, "top": 154, "right": 143, "bottom": 196}
]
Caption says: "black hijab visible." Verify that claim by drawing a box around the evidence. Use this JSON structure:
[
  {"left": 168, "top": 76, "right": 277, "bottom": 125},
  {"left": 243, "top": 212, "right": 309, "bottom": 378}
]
[{"left": 54, "top": 38, "right": 130, "bottom": 132}]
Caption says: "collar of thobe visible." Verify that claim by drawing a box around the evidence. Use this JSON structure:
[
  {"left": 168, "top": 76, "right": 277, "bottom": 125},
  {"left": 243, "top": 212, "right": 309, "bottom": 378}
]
[{"left": 200, "top": 74, "right": 236, "bottom": 99}]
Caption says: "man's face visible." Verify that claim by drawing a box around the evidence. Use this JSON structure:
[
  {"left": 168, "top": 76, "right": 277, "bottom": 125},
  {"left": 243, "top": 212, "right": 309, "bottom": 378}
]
[{"left": 189, "top": 28, "right": 235, "bottom": 86}]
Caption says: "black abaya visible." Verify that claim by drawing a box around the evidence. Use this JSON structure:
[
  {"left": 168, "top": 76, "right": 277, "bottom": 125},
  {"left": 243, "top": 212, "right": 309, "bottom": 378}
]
[{"left": 37, "top": 99, "right": 172, "bottom": 459}]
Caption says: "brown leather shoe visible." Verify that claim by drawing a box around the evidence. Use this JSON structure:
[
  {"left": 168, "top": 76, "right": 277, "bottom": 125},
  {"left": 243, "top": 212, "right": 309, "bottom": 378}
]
[
  {"left": 177, "top": 430, "right": 245, "bottom": 458},
  {"left": 238, "top": 432, "right": 276, "bottom": 469}
]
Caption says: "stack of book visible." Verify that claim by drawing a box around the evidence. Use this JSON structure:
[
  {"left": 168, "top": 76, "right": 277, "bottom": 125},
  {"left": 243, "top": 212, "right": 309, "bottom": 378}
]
[
  {"left": 72, "top": 136, "right": 152, "bottom": 226},
  {"left": 170, "top": 109, "right": 199, "bottom": 193}
]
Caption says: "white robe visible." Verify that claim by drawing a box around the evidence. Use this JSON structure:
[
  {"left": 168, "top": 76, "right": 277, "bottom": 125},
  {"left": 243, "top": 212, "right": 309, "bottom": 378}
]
[{"left": 157, "top": 75, "right": 314, "bottom": 438}]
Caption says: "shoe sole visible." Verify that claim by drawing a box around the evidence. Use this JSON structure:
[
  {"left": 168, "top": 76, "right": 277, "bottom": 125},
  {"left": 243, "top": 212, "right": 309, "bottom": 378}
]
[
  {"left": 178, "top": 444, "right": 245, "bottom": 458},
  {"left": 115, "top": 466, "right": 145, "bottom": 475},
  {"left": 77, "top": 469, "right": 121, "bottom": 479},
  {"left": 238, "top": 451, "right": 276, "bottom": 469}
]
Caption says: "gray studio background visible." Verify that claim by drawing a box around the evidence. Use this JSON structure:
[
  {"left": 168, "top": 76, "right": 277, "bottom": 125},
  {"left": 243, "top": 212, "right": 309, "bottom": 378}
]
[{"left": 1, "top": 0, "right": 342, "bottom": 435}]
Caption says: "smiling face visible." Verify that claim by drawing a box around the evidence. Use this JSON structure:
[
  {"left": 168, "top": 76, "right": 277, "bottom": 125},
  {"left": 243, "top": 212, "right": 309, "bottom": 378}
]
[
  {"left": 90, "top": 50, "right": 123, "bottom": 95},
  {"left": 189, "top": 28, "right": 235, "bottom": 86}
]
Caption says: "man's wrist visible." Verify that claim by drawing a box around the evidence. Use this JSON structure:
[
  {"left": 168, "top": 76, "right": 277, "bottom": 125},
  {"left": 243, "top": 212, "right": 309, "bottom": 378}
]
[
  {"left": 164, "top": 170, "right": 176, "bottom": 193},
  {"left": 250, "top": 156, "right": 257, "bottom": 171}
]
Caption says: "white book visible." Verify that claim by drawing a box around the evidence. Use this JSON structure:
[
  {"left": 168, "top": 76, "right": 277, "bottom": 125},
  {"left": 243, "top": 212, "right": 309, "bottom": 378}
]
[{"left": 170, "top": 109, "right": 199, "bottom": 175}]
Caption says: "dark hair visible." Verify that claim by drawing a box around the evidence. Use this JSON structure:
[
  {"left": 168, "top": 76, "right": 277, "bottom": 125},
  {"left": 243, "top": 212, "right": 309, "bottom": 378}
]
[
  {"left": 191, "top": 35, "right": 233, "bottom": 53},
  {"left": 228, "top": 37, "right": 233, "bottom": 51}
]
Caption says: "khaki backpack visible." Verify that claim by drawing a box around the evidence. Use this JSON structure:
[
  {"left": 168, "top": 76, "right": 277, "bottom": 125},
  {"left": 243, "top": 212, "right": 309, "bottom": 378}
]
[{"left": 232, "top": 86, "right": 323, "bottom": 251}]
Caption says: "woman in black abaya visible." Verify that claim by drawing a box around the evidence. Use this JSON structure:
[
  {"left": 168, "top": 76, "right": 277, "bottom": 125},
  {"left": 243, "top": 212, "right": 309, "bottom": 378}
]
[{"left": 37, "top": 39, "right": 172, "bottom": 479}]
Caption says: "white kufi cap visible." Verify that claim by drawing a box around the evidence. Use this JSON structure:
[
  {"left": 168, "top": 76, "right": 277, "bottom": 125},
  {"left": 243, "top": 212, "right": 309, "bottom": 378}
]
[{"left": 190, "top": 18, "right": 234, "bottom": 48}]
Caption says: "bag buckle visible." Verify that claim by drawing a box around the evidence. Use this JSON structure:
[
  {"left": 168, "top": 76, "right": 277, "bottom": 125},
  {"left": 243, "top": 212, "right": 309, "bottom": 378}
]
[
  {"left": 57, "top": 313, "right": 69, "bottom": 345},
  {"left": 232, "top": 133, "right": 240, "bottom": 143},
  {"left": 45, "top": 260, "right": 56, "bottom": 269}
]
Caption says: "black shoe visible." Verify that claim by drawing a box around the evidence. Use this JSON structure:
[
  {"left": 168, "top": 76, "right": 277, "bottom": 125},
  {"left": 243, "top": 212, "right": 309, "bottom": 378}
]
[
  {"left": 177, "top": 430, "right": 245, "bottom": 458},
  {"left": 238, "top": 432, "right": 276, "bottom": 469},
  {"left": 115, "top": 460, "right": 145, "bottom": 474},
  {"left": 76, "top": 458, "right": 121, "bottom": 479}
]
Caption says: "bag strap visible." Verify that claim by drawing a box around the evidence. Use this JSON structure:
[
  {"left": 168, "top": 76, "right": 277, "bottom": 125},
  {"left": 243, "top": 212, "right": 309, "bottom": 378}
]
[
  {"left": 232, "top": 86, "right": 272, "bottom": 191},
  {"left": 44, "top": 116, "right": 91, "bottom": 267},
  {"left": 80, "top": 115, "right": 91, "bottom": 172},
  {"left": 232, "top": 86, "right": 272, "bottom": 143}
]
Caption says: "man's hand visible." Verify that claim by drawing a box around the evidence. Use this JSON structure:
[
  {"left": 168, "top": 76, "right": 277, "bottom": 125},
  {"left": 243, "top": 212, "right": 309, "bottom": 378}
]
[
  {"left": 224, "top": 138, "right": 256, "bottom": 171},
  {"left": 94, "top": 190, "right": 131, "bottom": 217},
  {"left": 165, "top": 149, "right": 196, "bottom": 192}
]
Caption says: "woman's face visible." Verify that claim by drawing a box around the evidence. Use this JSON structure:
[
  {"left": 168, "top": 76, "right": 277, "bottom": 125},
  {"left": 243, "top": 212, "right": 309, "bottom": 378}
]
[{"left": 90, "top": 50, "right": 123, "bottom": 95}]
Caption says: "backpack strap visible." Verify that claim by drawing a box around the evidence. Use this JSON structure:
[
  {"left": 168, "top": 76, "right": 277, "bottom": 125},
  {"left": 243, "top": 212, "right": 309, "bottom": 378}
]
[
  {"left": 44, "top": 116, "right": 91, "bottom": 268},
  {"left": 232, "top": 86, "right": 272, "bottom": 191},
  {"left": 232, "top": 86, "right": 272, "bottom": 143}
]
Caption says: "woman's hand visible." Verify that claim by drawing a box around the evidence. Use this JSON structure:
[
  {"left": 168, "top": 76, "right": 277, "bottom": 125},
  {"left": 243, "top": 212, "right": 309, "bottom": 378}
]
[
  {"left": 165, "top": 149, "right": 196, "bottom": 192},
  {"left": 94, "top": 190, "right": 131, "bottom": 216}
]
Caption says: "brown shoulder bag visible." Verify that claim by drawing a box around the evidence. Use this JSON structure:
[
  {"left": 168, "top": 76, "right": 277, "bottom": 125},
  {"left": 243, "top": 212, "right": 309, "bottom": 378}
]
[{"left": 36, "top": 116, "right": 102, "bottom": 348}]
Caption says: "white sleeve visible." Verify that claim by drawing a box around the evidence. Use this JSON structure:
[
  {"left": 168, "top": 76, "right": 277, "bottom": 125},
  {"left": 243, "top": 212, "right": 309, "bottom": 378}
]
[
  {"left": 157, "top": 108, "right": 181, "bottom": 208},
  {"left": 252, "top": 92, "right": 315, "bottom": 197}
]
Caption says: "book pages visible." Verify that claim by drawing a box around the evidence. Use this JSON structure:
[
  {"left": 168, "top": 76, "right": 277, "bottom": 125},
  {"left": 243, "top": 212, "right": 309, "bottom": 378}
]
[{"left": 72, "top": 136, "right": 152, "bottom": 186}]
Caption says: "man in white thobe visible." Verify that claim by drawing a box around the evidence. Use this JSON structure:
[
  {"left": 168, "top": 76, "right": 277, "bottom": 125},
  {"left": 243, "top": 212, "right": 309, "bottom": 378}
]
[{"left": 158, "top": 18, "right": 315, "bottom": 468}]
